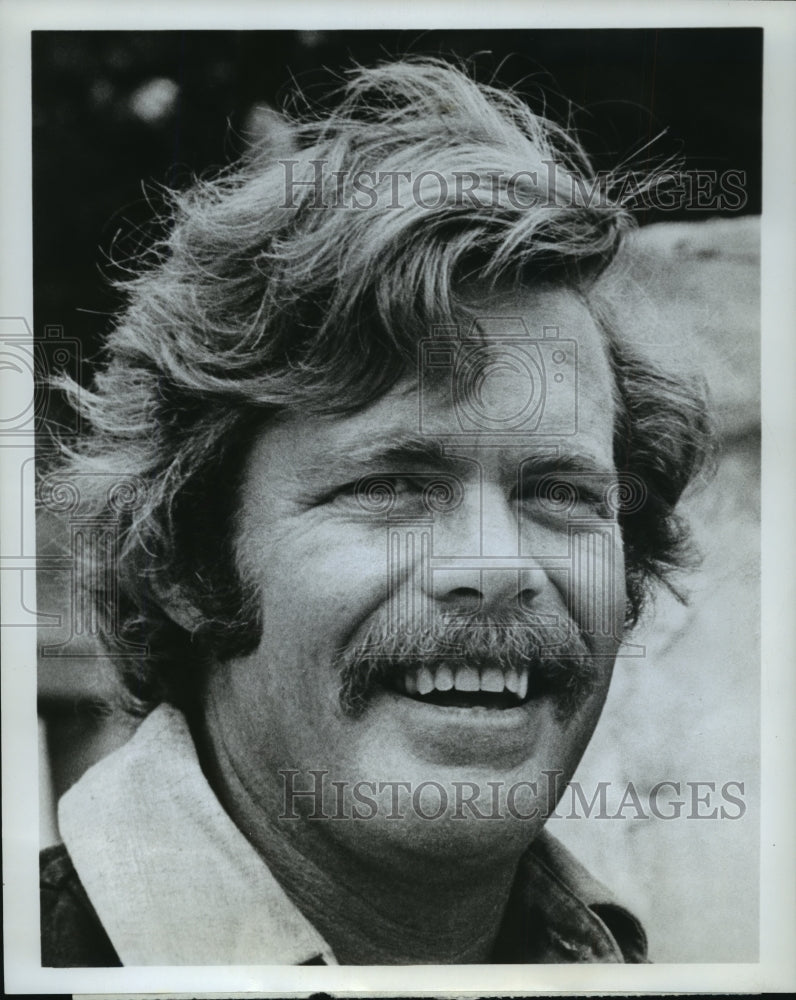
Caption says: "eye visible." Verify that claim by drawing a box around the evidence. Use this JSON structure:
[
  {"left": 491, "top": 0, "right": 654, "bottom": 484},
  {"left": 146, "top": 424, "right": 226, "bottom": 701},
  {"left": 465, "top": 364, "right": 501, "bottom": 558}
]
[
  {"left": 322, "top": 475, "right": 420, "bottom": 515},
  {"left": 330, "top": 474, "right": 463, "bottom": 518},
  {"left": 518, "top": 475, "right": 614, "bottom": 520},
  {"left": 331, "top": 475, "right": 423, "bottom": 500}
]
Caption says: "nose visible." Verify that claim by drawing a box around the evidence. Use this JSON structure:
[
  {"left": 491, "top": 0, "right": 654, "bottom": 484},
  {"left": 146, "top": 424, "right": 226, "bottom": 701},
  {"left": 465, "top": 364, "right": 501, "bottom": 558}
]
[{"left": 424, "top": 484, "right": 541, "bottom": 614}]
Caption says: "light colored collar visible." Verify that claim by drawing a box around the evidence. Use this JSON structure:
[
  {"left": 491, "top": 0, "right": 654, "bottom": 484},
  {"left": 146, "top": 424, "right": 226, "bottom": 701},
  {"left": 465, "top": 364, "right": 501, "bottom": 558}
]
[{"left": 58, "top": 704, "right": 337, "bottom": 966}]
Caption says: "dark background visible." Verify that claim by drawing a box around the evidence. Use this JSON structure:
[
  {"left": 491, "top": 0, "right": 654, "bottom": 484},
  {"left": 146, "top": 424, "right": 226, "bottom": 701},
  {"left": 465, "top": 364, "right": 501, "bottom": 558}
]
[{"left": 32, "top": 28, "right": 762, "bottom": 375}]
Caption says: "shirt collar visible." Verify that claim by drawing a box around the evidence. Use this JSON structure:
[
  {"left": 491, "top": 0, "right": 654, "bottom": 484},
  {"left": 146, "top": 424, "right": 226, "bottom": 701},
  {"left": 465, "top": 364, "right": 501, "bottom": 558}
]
[
  {"left": 58, "top": 704, "right": 337, "bottom": 966},
  {"left": 507, "top": 832, "right": 648, "bottom": 962}
]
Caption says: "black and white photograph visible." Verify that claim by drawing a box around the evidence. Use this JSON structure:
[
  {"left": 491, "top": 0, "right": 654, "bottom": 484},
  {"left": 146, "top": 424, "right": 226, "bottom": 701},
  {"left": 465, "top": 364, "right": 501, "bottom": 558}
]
[{"left": 2, "top": 1, "right": 794, "bottom": 995}]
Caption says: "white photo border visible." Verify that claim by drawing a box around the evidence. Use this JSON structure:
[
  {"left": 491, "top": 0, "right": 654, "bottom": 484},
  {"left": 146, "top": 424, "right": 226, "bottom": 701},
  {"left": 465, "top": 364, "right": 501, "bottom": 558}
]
[{"left": 2, "top": 0, "right": 794, "bottom": 994}]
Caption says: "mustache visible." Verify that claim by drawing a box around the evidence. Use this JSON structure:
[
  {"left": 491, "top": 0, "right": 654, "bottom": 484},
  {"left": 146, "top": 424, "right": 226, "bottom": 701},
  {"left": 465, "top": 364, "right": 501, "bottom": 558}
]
[{"left": 333, "top": 610, "right": 600, "bottom": 720}]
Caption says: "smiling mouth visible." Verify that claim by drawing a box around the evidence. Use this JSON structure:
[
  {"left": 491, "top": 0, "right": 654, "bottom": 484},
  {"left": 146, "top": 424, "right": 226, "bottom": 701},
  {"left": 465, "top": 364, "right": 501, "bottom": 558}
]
[{"left": 383, "top": 662, "right": 535, "bottom": 710}]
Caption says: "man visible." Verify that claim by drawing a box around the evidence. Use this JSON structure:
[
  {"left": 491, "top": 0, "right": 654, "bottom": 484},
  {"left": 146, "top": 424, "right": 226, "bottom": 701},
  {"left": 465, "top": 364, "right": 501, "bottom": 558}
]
[{"left": 40, "top": 58, "right": 710, "bottom": 966}]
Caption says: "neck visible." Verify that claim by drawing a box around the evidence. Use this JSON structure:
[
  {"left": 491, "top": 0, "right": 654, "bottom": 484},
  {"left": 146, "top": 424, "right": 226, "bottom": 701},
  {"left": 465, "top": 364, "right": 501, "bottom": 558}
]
[{"left": 192, "top": 693, "right": 520, "bottom": 965}]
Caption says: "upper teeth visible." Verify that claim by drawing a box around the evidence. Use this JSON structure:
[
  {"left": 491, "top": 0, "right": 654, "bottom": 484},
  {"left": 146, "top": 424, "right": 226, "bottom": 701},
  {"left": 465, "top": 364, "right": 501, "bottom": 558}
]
[{"left": 405, "top": 663, "right": 529, "bottom": 701}]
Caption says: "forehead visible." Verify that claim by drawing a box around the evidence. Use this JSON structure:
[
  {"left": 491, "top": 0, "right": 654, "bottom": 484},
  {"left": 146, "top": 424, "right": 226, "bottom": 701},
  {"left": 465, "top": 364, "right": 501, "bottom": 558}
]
[{"left": 245, "top": 285, "right": 616, "bottom": 482}]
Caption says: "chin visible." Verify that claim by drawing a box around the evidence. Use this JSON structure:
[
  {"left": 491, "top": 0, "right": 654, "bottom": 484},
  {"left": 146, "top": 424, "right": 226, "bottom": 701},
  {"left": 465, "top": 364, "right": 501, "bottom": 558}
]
[{"left": 322, "top": 787, "right": 550, "bottom": 873}]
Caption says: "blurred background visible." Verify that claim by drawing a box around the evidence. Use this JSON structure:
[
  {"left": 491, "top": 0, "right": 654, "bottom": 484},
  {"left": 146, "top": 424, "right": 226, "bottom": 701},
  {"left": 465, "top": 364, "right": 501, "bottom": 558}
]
[{"left": 33, "top": 29, "right": 761, "bottom": 963}]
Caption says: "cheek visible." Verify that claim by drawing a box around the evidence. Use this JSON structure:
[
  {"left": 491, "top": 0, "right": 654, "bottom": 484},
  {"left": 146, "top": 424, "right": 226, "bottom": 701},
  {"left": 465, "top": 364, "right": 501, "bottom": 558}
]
[
  {"left": 613, "top": 546, "right": 628, "bottom": 630},
  {"left": 548, "top": 525, "right": 626, "bottom": 648},
  {"left": 248, "top": 525, "right": 396, "bottom": 659},
  {"left": 600, "top": 530, "right": 627, "bottom": 632},
  {"left": 586, "top": 535, "right": 627, "bottom": 657}
]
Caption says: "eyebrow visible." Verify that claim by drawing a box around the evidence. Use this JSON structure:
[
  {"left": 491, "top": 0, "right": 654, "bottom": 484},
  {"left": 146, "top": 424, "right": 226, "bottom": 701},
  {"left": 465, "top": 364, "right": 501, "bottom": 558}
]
[
  {"left": 299, "top": 432, "right": 616, "bottom": 483},
  {"left": 299, "top": 433, "right": 455, "bottom": 481},
  {"left": 517, "top": 453, "right": 618, "bottom": 481}
]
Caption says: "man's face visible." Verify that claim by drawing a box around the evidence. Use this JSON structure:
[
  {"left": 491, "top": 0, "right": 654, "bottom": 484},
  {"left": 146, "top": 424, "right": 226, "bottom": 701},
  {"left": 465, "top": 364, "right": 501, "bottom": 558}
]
[{"left": 205, "top": 285, "right": 626, "bottom": 865}]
